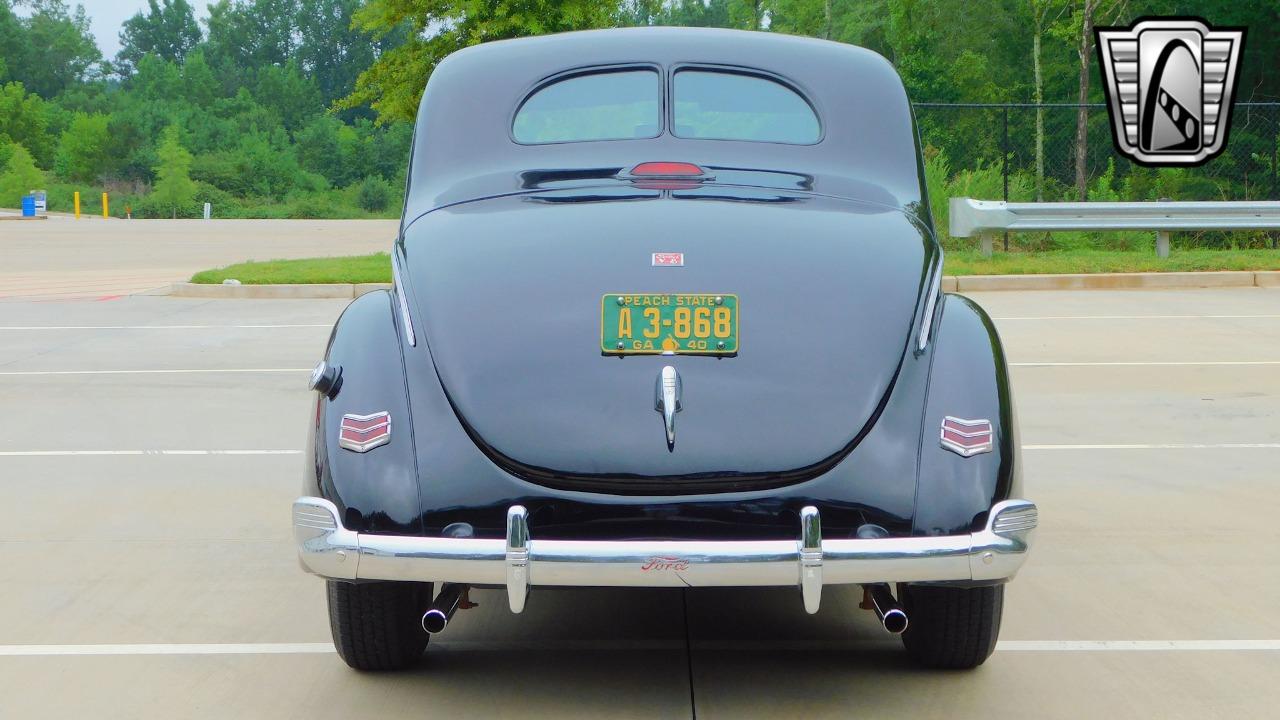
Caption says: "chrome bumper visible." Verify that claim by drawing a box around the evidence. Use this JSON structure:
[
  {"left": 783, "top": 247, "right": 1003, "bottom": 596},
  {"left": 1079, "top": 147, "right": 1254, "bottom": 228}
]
[{"left": 294, "top": 497, "right": 1036, "bottom": 614}]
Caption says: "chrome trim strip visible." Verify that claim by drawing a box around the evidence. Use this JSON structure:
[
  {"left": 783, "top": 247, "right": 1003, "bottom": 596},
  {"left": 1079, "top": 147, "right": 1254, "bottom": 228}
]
[
  {"left": 391, "top": 251, "right": 416, "bottom": 347},
  {"left": 294, "top": 498, "right": 1036, "bottom": 611},
  {"left": 916, "top": 250, "right": 944, "bottom": 353}
]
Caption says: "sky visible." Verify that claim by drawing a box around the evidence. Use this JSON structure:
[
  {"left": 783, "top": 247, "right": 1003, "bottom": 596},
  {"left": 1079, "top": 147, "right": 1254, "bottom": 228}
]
[{"left": 71, "top": 0, "right": 210, "bottom": 60}]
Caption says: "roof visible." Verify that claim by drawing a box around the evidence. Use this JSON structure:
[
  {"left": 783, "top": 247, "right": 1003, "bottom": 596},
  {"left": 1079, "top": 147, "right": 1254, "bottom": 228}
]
[{"left": 404, "top": 27, "right": 925, "bottom": 224}]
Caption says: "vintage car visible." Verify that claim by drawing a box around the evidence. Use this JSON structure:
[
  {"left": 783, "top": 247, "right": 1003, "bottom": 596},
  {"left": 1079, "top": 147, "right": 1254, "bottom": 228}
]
[{"left": 295, "top": 27, "right": 1036, "bottom": 671}]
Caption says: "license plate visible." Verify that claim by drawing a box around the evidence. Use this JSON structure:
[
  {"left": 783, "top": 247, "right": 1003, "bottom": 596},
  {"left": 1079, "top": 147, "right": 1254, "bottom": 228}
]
[{"left": 601, "top": 294, "right": 738, "bottom": 355}]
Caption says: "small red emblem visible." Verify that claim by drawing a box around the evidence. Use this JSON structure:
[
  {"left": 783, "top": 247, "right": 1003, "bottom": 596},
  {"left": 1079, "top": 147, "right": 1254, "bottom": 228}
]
[
  {"left": 651, "top": 252, "right": 684, "bottom": 267},
  {"left": 940, "top": 416, "right": 993, "bottom": 457},
  {"left": 339, "top": 412, "right": 391, "bottom": 453},
  {"left": 640, "top": 556, "right": 691, "bottom": 572}
]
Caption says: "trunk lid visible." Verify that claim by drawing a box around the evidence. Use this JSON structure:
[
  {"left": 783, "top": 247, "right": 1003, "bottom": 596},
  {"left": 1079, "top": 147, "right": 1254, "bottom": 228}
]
[{"left": 402, "top": 188, "right": 930, "bottom": 489}]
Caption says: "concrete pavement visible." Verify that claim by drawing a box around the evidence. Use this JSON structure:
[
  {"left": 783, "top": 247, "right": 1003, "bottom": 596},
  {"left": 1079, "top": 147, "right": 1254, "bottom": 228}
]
[
  {"left": 0, "top": 288, "right": 1277, "bottom": 718},
  {"left": 0, "top": 219, "right": 395, "bottom": 300}
]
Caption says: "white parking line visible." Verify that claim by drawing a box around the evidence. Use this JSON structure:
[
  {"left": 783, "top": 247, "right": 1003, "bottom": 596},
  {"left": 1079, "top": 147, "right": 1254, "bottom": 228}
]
[
  {"left": 0, "top": 368, "right": 310, "bottom": 376},
  {"left": 994, "top": 315, "right": 1280, "bottom": 321},
  {"left": 2, "top": 445, "right": 1274, "bottom": 457},
  {"left": 2, "top": 640, "right": 1277, "bottom": 656},
  {"left": 1024, "top": 443, "right": 1280, "bottom": 450},
  {"left": 2, "top": 362, "right": 1277, "bottom": 376},
  {"left": 1012, "top": 361, "right": 1280, "bottom": 367},
  {"left": 0, "top": 450, "right": 302, "bottom": 457},
  {"left": 0, "top": 325, "right": 330, "bottom": 330}
]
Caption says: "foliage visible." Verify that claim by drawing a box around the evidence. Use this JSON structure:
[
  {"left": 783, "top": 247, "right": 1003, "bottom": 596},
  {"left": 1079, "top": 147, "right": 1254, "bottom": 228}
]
[
  {"left": 54, "top": 112, "right": 110, "bottom": 182},
  {"left": 0, "top": 142, "right": 44, "bottom": 205},
  {"left": 116, "top": 0, "right": 202, "bottom": 75},
  {"left": 149, "top": 125, "right": 197, "bottom": 217},
  {"left": 357, "top": 175, "right": 393, "bottom": 212},
  {"left": 340, "top": 0, "right": 620, "bottom": 122}
]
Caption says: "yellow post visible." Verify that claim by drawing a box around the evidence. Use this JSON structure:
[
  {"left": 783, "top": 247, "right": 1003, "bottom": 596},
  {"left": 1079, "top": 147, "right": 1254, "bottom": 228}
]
[
  {"left": 102, "top": 192, "right": 108, "bottom": 219},
  {"left": 74, "top": 191, "right": 80, "bottom": 219}
]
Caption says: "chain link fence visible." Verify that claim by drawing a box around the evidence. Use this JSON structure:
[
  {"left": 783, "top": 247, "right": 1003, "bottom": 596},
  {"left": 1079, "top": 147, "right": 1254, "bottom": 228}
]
[{"left": 912, "top": 102, "right": 1280, "bottom": 250}]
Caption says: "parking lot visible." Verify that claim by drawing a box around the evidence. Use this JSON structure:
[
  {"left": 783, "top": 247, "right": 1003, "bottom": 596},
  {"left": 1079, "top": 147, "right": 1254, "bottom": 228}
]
[{"left": 2, "top": 286, "right": 1278, "bottom": 718}]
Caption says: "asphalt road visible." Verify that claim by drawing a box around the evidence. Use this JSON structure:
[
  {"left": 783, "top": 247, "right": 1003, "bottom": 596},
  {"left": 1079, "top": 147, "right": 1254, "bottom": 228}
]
[
  {"left": 0, "top": 218, "right": 395, "bottom": 300},
  {"left": 1, "top": 288, "right": 1278, "bottom": 718}
]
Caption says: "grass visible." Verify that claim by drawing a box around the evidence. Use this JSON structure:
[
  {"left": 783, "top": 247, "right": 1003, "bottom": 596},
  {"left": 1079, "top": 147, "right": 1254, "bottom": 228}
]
[
  {"left": 189, "top": 248, "right": 1280, "bottom": 284},
  {"left": 190, "top": 253, "right": 392, "bottom": 284},
  {"left": 945, "top": 248, "right": 1280, "bottom": 276}
]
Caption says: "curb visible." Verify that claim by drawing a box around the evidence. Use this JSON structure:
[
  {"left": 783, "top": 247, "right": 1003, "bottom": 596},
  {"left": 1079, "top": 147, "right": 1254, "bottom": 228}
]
[
  {"left": 168, "top": 282, "right": 391, "bottom": 299},
  {"left": 169, "top": 271, "right": 1280, "bottom": 298}
]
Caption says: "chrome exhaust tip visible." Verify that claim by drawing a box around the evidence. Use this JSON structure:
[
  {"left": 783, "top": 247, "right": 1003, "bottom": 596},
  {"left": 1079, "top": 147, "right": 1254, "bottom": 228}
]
[
  {"left": 421, "top": 583, "right": 465, "bottom": 634},
  {"left": 880, "top": 606, "right": 909, "bottom": 635},
  {"left": 864, "top": 583, "right": 909, "bottom": 635}
]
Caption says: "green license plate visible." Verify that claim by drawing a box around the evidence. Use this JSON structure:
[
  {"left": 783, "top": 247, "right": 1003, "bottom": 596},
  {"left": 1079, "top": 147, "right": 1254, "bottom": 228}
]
[{"left": 601, "top": 293, "right": 739, "bottom": 355}]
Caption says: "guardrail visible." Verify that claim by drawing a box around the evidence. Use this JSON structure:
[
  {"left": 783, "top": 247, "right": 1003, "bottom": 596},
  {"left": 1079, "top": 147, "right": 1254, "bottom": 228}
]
[{"left": 949, "top": 198, "right": 1280, "bottom": 257}]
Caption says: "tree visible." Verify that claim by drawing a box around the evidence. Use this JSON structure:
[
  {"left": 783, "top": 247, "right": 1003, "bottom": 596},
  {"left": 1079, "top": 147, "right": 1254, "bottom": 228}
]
[
  {"left": 0, "top": 82, "right": 52, "bottom": 166},
  {"left": 296, "top": 0, "right": 401, "bottom": 110},
  {"left": 0, "top": 143, "right": 44, "bottom": 206},
  {"left": 116, "top": 0, "right": 202, "bottom": 76},
  {"left": 10, "top": 0, "right": 101, "bottom": 97},
  {"left": 150, "top": 126, "right": 196, "bottom": 217},
  {"left": 54, "top": 111, "right": 111, "bottom": 182},
  {"left": 1029, "top": 0, "right": 1067, "bottom": 201},
  {"left": 340, "top": 0, "right": 619, "bottom": 122}
]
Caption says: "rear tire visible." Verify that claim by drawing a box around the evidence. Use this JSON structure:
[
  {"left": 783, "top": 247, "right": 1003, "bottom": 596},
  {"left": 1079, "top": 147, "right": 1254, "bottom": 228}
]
[
  {"left": 899, "top": 584, "right": 1003, "bottom": 669},
  {"left": 327, "top": 580, "right": 432, "bottom": 671}
]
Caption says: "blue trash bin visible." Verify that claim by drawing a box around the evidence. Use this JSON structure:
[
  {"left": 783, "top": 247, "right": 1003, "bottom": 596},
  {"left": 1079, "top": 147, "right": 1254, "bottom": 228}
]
[{"left": 21, "top": 195, "right": 35, "bottom": 217}]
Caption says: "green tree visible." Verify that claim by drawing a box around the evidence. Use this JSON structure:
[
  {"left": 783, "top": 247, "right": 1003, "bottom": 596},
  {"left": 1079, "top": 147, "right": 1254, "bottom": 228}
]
[
  {"left": 150, "top": 125, "right": 196, "bottom": 217},
  {"left": 340, "top": 0, "right": 619, "bottom": 122},
  {"left": 116, "top": 0, "right": 203, "bottom": 76},
  {"left": 0, "top": 82, "right": 52, "bottom": 166},
  {"left": 10, "top": 0, "right": 101, "bottom": 97},
  {"left": 54, "top": 112, "right": 111, "bottom": 182},
  {"left": 0, "top": 142, "right": 44, "bottom": 206}
]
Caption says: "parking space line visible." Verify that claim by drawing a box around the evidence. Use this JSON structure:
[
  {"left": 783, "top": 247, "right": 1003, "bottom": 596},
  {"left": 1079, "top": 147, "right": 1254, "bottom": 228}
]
[
  {"left": 0, "top": 450, "right": 302, "bottom": 457},
  {"left": 994, "top": 315, "right": 1280, "bottom": 321},
  {"left": 1024, "top": 443, "right": 1280, "bottom": 450},
  {"left": 3, "top": 640, "right": 1278, "bottom": 656},
  {"left": 2, "top": 445, "right": 1274, "bottom": 457},
  {"left": 0, "top": 368, "right": 310, "bottom": 376},
  {"left": 0, "top": 325, "right": 331, "bottom": 330},
  {"left": 2, "top": 362, "right": 1278, "bottom": 376},
  {"left": 1012, "top": 361, "right": 1280, "bottom": 367}
]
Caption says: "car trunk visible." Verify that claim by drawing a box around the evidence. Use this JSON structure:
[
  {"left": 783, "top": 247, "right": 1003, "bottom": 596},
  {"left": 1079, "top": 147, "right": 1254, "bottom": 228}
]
[{"left": 401, "top": 187, "right": 930, "bottom": 491}]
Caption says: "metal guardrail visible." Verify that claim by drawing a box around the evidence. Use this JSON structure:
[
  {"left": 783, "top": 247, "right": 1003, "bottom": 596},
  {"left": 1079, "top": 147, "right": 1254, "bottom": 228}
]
[{"left": 949, "top": 198, "right": 1280, "bottom": 257}]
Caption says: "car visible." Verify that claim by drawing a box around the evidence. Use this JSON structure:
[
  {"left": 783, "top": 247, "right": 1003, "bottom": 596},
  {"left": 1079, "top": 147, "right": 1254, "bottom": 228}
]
[{"left": 294, "top": 26, "right": 1036, "bottom": 672}]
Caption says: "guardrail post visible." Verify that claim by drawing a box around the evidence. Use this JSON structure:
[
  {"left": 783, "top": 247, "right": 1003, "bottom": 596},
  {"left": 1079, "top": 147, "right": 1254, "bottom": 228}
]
[
  {"left": 981, "top": 233, "right": 993, "bottom": 257},
  {"left": 1156, "top": 231, "right": 1170, "bottom": 258}
]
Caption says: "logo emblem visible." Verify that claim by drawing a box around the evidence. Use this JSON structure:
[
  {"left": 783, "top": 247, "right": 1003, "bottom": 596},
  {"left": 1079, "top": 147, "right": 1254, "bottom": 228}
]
[
  {"left": 652, "top": 252, "right": 684, "bottom": 267},
  {"left": 940, "top": 416, "right": 993, "bottom": 457},
  {"left": 338, "top": 412, "right": 391, "bottom": 453},
  {"left": 655, "top": 365, "right": 682, "bottom": 450},
  {"left": 641, "top": 556, "right": 691, "bottom": 572},
  {"left": 1096, "top": 17, "right": 1245, "bottom": 166}
]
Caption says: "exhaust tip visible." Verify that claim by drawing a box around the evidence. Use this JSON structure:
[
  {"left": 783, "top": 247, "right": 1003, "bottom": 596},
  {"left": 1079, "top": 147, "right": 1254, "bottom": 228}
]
[
  {"left": 421, "top": 608, "right": 449, "bottom": 634},
  {"left": 881, "top": 608, "right": 909, "bottom": 635}
]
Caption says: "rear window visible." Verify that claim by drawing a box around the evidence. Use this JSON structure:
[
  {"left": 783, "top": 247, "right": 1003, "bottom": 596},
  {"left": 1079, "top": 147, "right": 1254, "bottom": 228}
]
[
  {"left": 513, "top": 69, "right": 661, "bottom": 144},
  {"left": 672, "top": 70, "right": 820, "bottom": 144}
]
